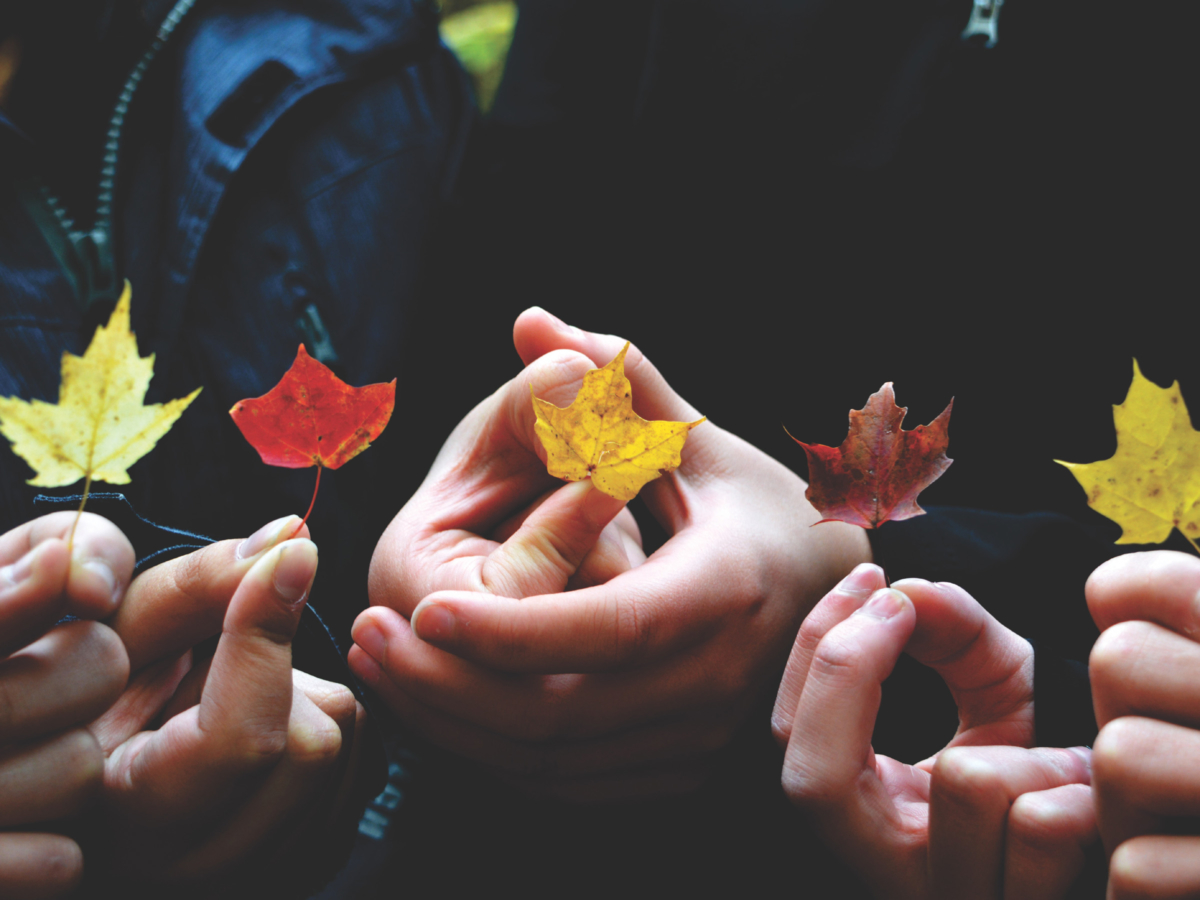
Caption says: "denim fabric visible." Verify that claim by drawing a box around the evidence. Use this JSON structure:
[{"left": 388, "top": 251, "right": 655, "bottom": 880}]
[{"left": 1, "top": 0, "right": 473, "bottom": 645}]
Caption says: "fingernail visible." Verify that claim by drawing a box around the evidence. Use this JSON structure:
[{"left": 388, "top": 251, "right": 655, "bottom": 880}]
[
  {"left": 0, "top": 544, "right": 39, "bottom": 592},
  {"left": 413, "top": 603, "right": 456, "bottom": 643},
  {"left": 856, "top": 588, "right": 906, "bottom": 619},
  {"left": 836, "top": 563, "right": 883, "bottom": 598},
  {"left": 272, "top": 540, "right": 317, "bottom": 605},
  {"left": 79, "top": 557, "right": 119, "bottom": 607},
  {"left": 238, "top": 516, "right": 300, "bottom": 560},
  {"left": 353, "top": 621, "right": 385, "bottom": 660}
]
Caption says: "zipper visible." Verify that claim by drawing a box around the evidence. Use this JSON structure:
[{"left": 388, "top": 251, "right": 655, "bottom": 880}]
[
  {"left": 961, "top": 0, "right": 1004, "bottom": 48},
  {"left": 17, "top": 0, "right": 198, "bottom": 310}
]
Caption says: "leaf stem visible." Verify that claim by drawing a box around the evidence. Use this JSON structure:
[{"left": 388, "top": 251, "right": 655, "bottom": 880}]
[
  {"left": 66, "top": 472, "right": 92, "bottom": 555},
  {"left": 291, "top": 464, "right": 321, "bottom": 539}
]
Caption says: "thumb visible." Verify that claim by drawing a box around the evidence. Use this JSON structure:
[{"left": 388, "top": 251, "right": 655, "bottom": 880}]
[
  {"left": 513, "top": 308, "right": 704, "bottom": 425},
  {"left": 417, "top": 482, "right": 625, "bottom": 621},
  {"left": 892, "top": 579, "right": 1035, "bottom": 741},
  {"left": 109, "top": 539, "right": 317, "bottom": 819}
]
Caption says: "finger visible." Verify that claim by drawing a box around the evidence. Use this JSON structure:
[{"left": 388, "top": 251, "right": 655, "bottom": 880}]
[
  {"left": 0, "top": 729, "right": 103, "bottom": 827},
  {"left": 407, "top": 527, "right": 732, "bottom": 672},
  {"left": 1093, "top": 716, "right": 1200, "bottom": 852},
  {"left": 107, "top": 539, "right": 316, "bottom": 819},
  {"left": 928, "top": 745, "right": 1093, "bottom": 900},
  {"left": 1091, "top": 620, "right": 1200, "bottom": 729},
  {"left": 291, "top": 670, "right": 357, "bottom": 729},
  {"left": 512, "top": 308, "right": 705, "bottom": 425},
  {"left": 156, "top": 651, "right": 213, "bottom": 723},
  {"left": 0, "top": 541, "right": 68, "bottom": 658},
  {"left": 0, "top": 511, "right": 134, "bottom": 622},
  {"left": 771, "top": 563, "right": 887, "bottom": 747},
  {"left": 1086, "top": 551, "right": 1200, "bottom": 636},
  {"left": 348, "top": 642, "right": 741, "bottom": 779},
  {"left": 782, "top": 588, "right": 915, "bottom": 813},
  {"left": 0, "top": 834, "right": 83, "bottom": 899},
  {"left": 892, "top": 579, "right": 1034, "bottom": 745},
  {"left": 367, "top": 349, "right": 608, "bottom": 616},
  {"left": 1108, "top": 835, "right": 1200, "bottom": 900},
  {"left": 476, "top": 481, "right": 627, "bottom": 599},
  {"left": 352, "top": 606, "right": 731, "bottom": 741},
  {"left": 89, "top": 651, "right": 191, "bottom": 755},
  {"left": 0, "top": 620, "right": 128, "bottom": 743},
  {"left": 491, "top": 488, "right": 642, "bottom": 592},
  {"left": 111, "top": 515, "right": 307, "bottom": 671},
  {"left": 166, "top": 688, "right": 343, "bottom": 880},
  {"left": 568, "top": 511, "right": 646, "bottom": 590},
  {"left": 1003, "top": 783, "right": 1098, "bottom": 900}
]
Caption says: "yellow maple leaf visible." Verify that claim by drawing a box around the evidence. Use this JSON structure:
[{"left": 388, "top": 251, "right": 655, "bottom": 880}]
[
  {"left": 1057, "top": 360, "right": 1200, "bottom": 550},
  {"left": 0, "top": 282, "right": 201, "bottom": 494},
  {"left": 532, "top": 343, "right": 705, "bottom": 502}
]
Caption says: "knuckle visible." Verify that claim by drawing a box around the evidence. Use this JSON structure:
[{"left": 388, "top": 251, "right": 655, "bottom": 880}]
[
  {"left": 808, "top": 633, "right": 865, "bottom": 682},
  {"left": 1092, "top": 718, "right": 1145, "bottom": 785},
  {"left": 290, "top": 718, "right": 343, "bottom": 767},
  {"left": 1007, "top": 792, "right": 1072, "bottom": 845},
  {"left": 1108, "top": 840, "right": 1150, "bottom": 896},
  {"left": 236, "top": 726, "right": 290, "bottom": 768},
  {"left": 1089, "top": 622, "right": 1149, "bottom": 684},
  {"left": 612, "top": 595, "right": 650, "bottom": 664},
  {"left": 932, "top": 747, "right": 1005, "bottom": 803}
]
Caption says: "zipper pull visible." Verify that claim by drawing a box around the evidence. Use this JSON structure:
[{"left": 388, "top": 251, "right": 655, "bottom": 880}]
[
  {"left": 70, "top": 227, "right": 122, "bottom": 309},
  {"left": 961, "top": 0, "right": 1004, "bottom": 48}
]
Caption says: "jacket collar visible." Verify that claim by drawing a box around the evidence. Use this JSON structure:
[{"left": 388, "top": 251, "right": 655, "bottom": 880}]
[{"left": 151, "top": 0, "right": 438, "bottom": 356}]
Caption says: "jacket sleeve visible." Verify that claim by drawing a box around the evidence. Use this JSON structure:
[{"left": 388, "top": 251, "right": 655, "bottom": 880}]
[{"left": 870, "top": 506, "right": 1120, "bottom": 747}]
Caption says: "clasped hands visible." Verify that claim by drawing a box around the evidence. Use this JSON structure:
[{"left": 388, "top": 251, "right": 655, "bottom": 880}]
[{"left": 0, "top": 511, "right": 364, "bottom": 898}]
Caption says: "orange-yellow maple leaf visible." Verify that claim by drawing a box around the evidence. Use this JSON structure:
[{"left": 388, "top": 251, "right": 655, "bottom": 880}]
[{"left": 532, "top": 343, "right": 705, "bottom": 503}]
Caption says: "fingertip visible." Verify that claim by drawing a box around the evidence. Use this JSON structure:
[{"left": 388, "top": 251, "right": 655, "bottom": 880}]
[
  {"left": 270, "top": 538, "right": 318, "bottom": 607},
  {"left": 236, "top": 515, "right": 305, "bottom": 561},
  {"left": 513, "top": 307, "right": 579, "bottom": 365},
  {"left": 59, "top": 514, "right": 134, "bottom": 618}
]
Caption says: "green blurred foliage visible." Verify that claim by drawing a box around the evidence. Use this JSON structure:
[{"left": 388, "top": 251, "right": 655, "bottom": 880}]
[{"left": 439, "top": 1, "right": 517, "bottom": 113}]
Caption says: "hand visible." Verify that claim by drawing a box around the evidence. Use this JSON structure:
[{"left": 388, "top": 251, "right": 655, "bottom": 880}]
[
  {"left": 0, "top": 512, "right": 133, "bottom": 899},
  {"left": 775, "top": 564, "right": 1097, "bottom": 900},
  {"left": 351, "top": 308, "right": 870, "bottom": 801},
  {"left": 1087, "top": 550, "right": 1200, "bottom": 899},
  {"left": 85, "top": 517, "right": 365, "bottom": 886}
]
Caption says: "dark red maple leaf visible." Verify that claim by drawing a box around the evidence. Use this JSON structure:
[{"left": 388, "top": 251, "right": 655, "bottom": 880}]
[
  {"left": 790, "top": 384, "right": 953, "bottom": 529},
  {"left": 230, "top": 345, "right": 396, "bottom": 524}
]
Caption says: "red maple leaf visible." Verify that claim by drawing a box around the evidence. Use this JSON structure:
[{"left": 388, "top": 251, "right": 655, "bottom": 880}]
[
  {"left": 790, "top": 384, "right": 953, "bottom": 529},
  {"left": 230, "top": 345, "right": 396, "bottom": 524}
]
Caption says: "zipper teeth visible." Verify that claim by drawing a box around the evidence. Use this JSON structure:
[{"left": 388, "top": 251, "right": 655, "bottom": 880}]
[{"left": 68, "top": 0, "right": 199, "bottom": 240}]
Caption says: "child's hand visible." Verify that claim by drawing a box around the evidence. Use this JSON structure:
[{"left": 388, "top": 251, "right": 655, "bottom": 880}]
[
  {"left": 0, "top": 512, "right": 133, "bottom": 899},
  {"left": 1088, "top": 551, "right": 1200, "bottom": 899},
  {"left": 775, "top": 565, "right": 1097, "bottom": 900}
]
